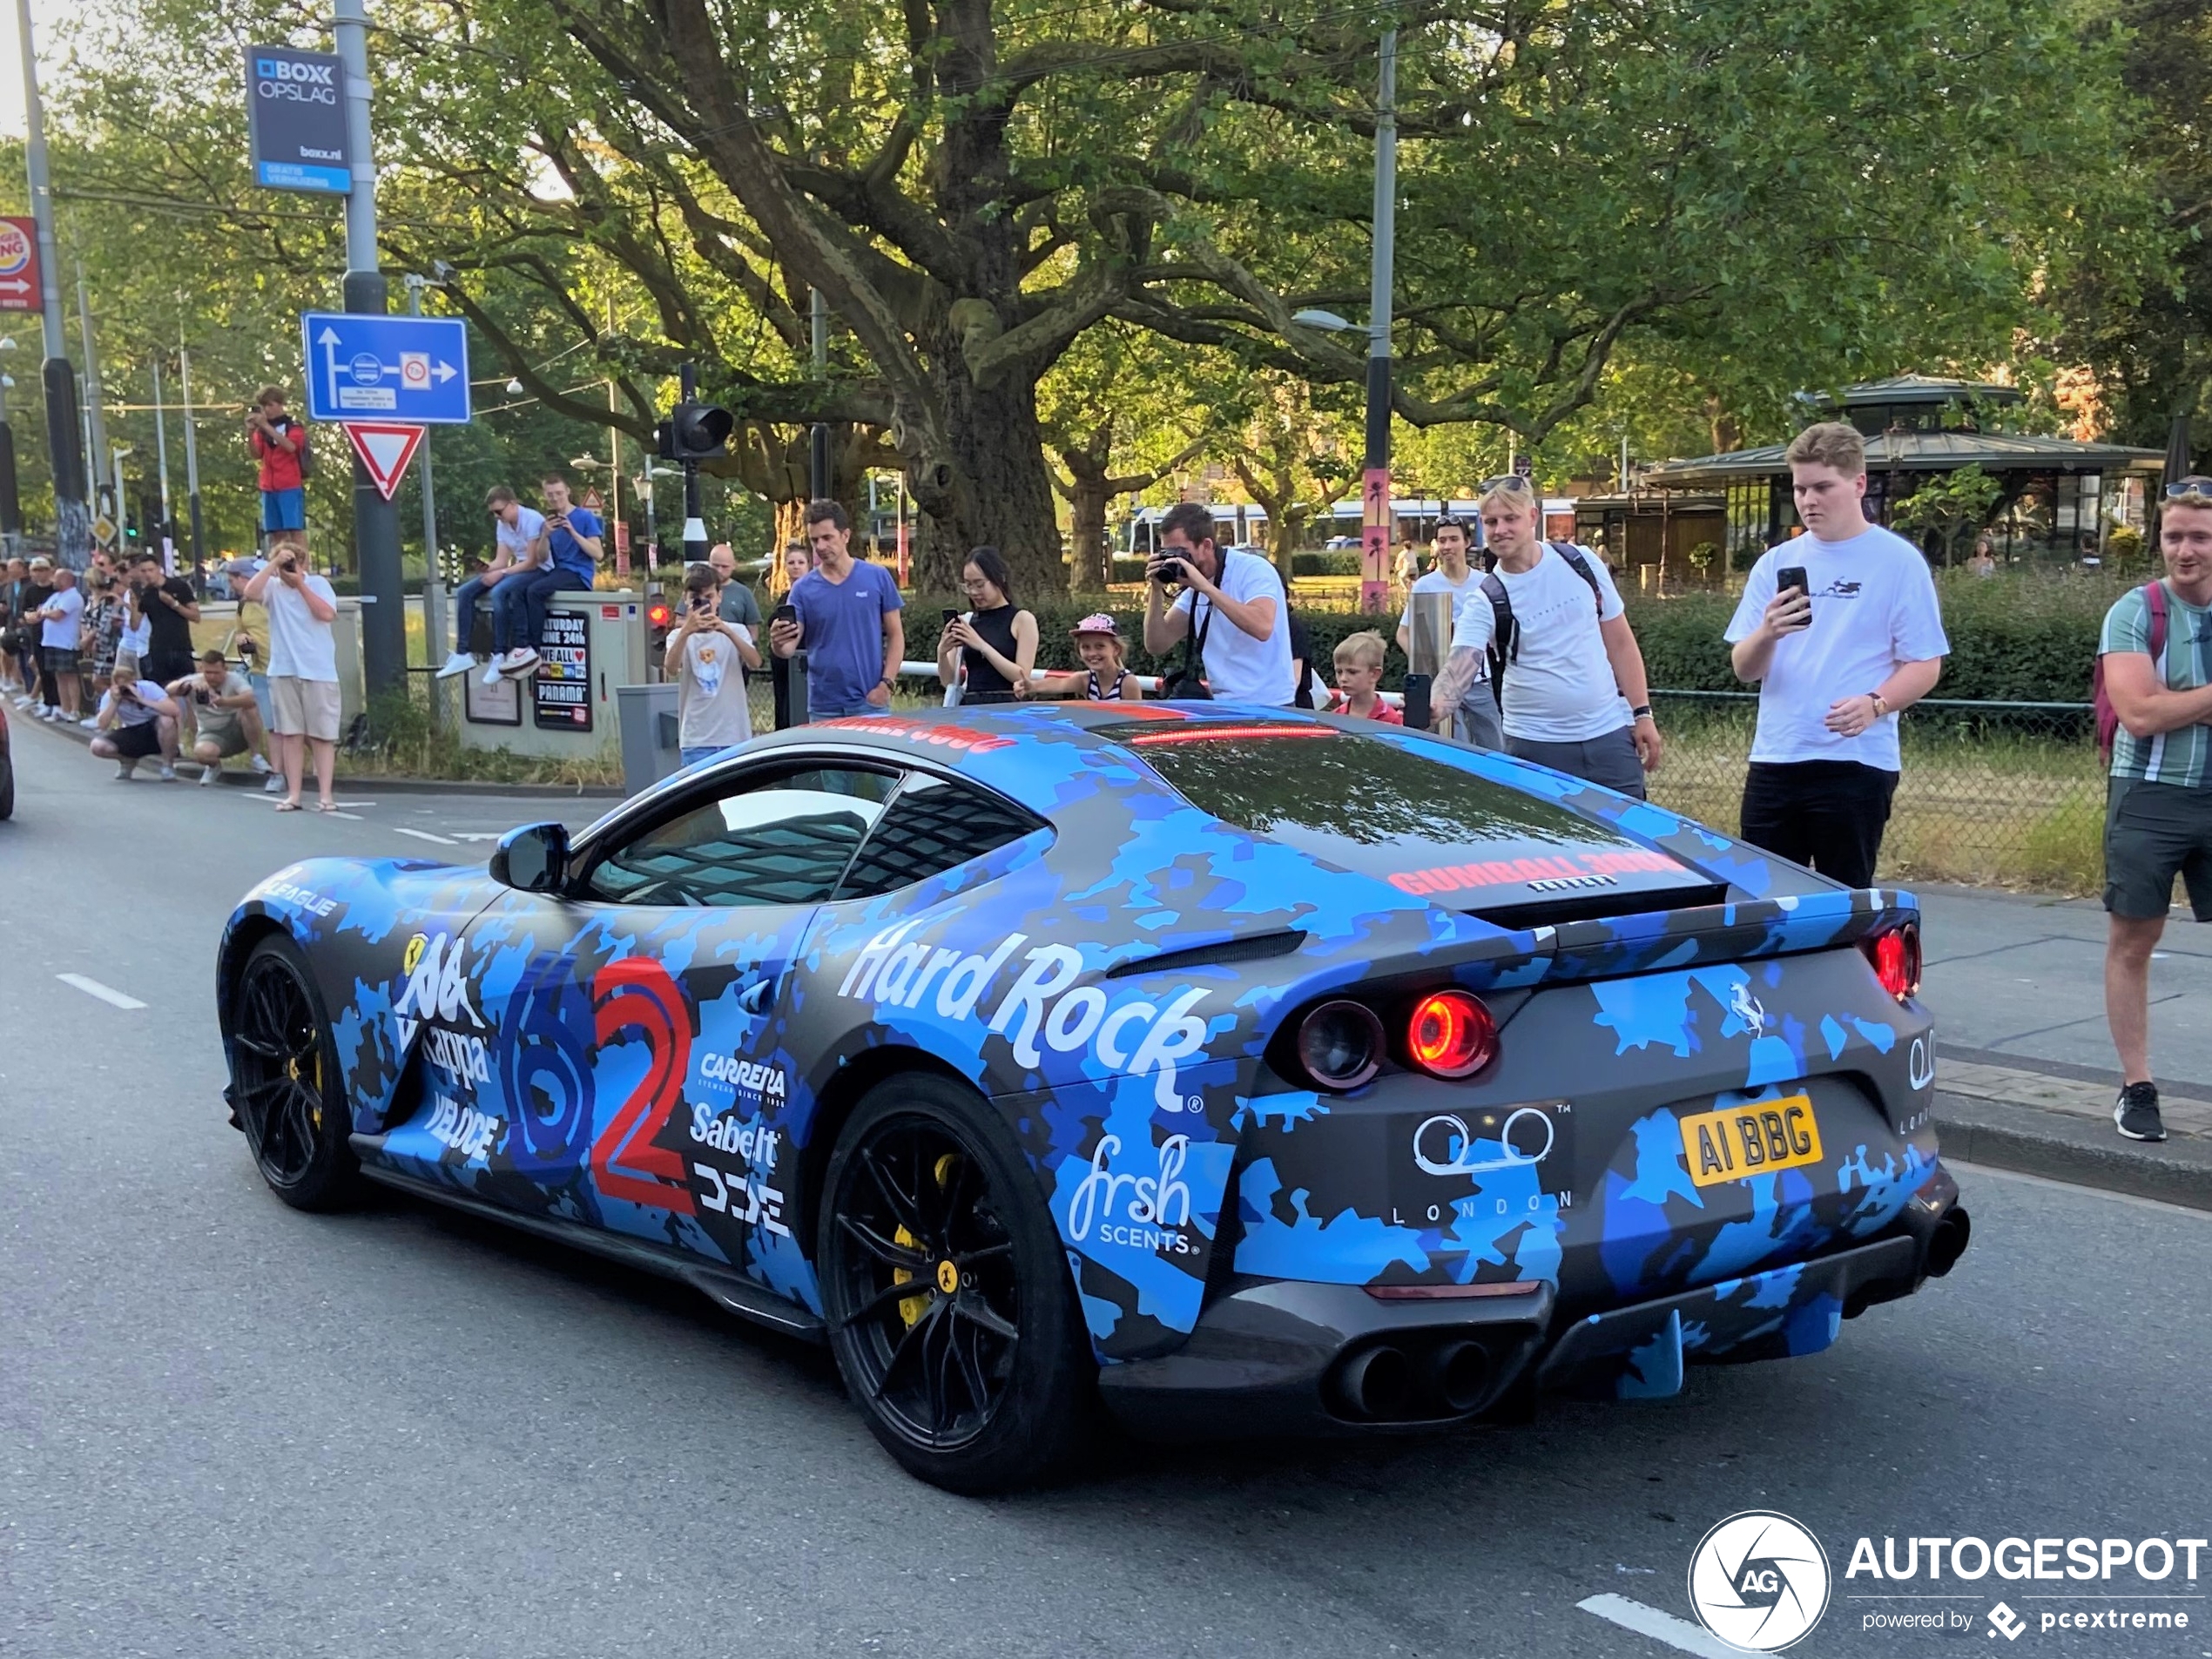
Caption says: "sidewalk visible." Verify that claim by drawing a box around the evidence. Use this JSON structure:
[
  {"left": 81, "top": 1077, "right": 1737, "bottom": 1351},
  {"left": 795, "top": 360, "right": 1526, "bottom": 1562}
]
[{"left": 10, "top": 711, "right": 2208, "bottom": 1206}]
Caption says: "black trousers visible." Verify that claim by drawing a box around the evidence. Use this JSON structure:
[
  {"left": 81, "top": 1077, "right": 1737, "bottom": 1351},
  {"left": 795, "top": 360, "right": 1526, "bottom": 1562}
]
[{"left": 1739, "top": 760, "right": 1899, "bottom": 889}]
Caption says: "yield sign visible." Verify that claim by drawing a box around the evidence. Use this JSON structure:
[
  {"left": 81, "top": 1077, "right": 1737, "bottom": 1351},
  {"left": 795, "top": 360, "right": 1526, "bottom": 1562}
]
[{"left": 342, "top": 421, "right": 425, "bottom": 501}]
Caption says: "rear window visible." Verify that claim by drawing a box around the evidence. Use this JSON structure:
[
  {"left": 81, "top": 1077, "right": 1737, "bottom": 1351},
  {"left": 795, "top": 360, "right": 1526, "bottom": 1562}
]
[{"left": 1117, "top": 727, "right": 1707, "bottom": 907}]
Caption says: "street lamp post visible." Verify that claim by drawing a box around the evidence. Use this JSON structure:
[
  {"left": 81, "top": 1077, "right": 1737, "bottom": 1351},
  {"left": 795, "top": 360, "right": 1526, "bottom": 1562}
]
[
  {"left": 177, "top": 333, "right": 205, "bottom": 570},
  {"left": 0, "top": 337, "right": 19, "bottom": 550},
  {"left": 110, "top": 443, "right": 132, "bottom": 554},
  {"left": 1880, "top": 422, "right": 1908, "bottom": 525},
  {"left": 15, "top": 0, "right": 89, "bottom": 564}
]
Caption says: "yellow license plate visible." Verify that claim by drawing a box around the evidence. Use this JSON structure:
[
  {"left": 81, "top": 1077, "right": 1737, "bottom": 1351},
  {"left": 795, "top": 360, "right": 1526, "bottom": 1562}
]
[{"left": 1679, "top": 1095, "right": 1824, "bottom": 1187}]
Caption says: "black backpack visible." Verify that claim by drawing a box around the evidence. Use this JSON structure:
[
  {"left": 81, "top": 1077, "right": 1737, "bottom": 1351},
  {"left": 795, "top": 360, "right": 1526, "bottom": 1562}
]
[{"left": 1481, "top": 541, "right": 1605, "bottom": 706}]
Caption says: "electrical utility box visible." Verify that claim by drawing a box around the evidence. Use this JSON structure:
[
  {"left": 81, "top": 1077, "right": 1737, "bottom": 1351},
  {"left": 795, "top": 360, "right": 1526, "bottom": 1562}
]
[{"left": 455, "top": 589, "right": 649, "bottom": 761}]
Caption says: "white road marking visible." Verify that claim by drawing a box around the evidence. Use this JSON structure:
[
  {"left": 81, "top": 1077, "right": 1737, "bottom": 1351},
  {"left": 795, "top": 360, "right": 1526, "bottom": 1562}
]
[
  {"left": 1577, "top": 1595, "right": 1740, "bottom": 1658},
  {"left": 448, "top": 831, "right": 507, "bottom": 843},
  {"left": 57, "top": 973, "right": 147, "bottom": 1010},
  {"left": 389, "top": 826, "right": 460, "bottom": 846}
]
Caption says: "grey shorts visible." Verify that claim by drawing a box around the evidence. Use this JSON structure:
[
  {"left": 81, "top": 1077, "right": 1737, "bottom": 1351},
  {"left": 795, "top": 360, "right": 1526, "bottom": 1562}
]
[
  {"left": 1507, "top": 724, "right": 1646, "bottom": 799},
  {"left": 2103, "top": 777, "right": 2212, "bottom": 921},
  {"left": 1453, "top": 691, "right": 1503, "bottom": 751},
  {"left": 193, "top": 711, "right": 252, "bottom": 757}
]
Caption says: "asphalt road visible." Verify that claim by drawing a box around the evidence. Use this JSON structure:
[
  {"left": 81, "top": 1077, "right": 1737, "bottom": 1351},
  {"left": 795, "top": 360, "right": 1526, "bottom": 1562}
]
[{"left": 4, "top": 722, "right": 2209, "bottom": 1659}]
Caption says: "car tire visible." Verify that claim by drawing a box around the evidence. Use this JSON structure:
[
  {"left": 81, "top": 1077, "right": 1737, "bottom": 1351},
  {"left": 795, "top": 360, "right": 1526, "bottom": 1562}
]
[
  {"left": 818, "top": 1071, "right": 1098, "bottom": 1494},
  {"left": 226, "top": 934, "right": 359, "bottom": 1211},
  {"left": 0, "top": 749, "right": 12, "bottom": 821}
]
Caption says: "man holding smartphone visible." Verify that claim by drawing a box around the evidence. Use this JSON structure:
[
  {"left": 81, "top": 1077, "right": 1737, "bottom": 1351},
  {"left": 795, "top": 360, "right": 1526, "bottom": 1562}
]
[
  {"left": 1139, "top": 501, "right": 1293, "bottom": 704},
  {"left": 1725, "top": 421, "right": 1949, "bottom": 887},
  {"left": 496, "top": 475, "right": 602, "bottom": 678},
  {"left": 768, "top": 499, "right": 904, "bottom": 718}
]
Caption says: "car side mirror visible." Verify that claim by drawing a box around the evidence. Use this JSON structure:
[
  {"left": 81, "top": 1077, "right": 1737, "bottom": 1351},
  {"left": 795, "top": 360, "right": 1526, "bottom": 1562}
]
[{"left": 490, "top": 821, "right": 570, "bottom": 892}]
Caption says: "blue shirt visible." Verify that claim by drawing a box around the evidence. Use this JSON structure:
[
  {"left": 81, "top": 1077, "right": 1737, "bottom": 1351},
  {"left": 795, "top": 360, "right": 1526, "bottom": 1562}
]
[
  {"left": 548, "top": 507, "right": 602, "bottom": 578},
  {"left": 792, "top": 561, "right": 903, "bottom": 712}
]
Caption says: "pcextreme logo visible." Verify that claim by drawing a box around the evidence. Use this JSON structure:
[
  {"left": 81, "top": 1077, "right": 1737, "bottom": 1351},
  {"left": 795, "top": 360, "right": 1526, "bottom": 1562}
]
[{"left": 1687, "top": 1511, "right": 1831, "bottom": 1652}]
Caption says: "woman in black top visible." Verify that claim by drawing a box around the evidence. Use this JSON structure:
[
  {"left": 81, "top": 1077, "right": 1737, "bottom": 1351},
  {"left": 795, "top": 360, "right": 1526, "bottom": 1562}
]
[{"left": 936, "top": 546, "right": 1038, "bottom": 705}]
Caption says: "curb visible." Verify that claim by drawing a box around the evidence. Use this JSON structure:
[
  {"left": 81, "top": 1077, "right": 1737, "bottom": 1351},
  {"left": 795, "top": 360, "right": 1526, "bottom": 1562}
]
[
  {"left": 1933, "top": 1091, "right": 2212, "bottom": 1212},
  {"left": 15, "top": 702, "right": 623, "bottom": 799}
]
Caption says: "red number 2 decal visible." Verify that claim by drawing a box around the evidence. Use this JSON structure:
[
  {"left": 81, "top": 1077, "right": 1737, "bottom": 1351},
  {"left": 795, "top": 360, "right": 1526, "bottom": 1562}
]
[{"left": 589, "top": 958, "right": 696, "bottom": 1213}]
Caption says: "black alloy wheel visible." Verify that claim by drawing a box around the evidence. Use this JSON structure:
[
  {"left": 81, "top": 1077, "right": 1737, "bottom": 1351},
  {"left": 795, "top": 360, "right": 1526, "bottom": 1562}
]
[
  {"left": 819, "top": 1074, "right": 1096, "bottom": 1493},
  {"left": 227, "top": 936, "right": 357, "bottom": 1210}
]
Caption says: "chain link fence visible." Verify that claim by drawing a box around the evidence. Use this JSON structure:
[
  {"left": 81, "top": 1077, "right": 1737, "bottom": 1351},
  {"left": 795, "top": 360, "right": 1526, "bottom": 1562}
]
[{"left": 1649, "top": 691, "right": 2103, "bottom": 893}]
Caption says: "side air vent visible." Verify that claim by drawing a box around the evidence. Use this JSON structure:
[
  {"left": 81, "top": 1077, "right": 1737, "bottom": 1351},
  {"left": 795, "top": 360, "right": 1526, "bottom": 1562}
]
[{"left": 1106, "top": 929, "right": 1307, "bottom": 979}]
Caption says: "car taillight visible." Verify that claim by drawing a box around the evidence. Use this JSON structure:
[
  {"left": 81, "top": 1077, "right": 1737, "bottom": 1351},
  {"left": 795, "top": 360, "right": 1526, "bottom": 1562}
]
[
  {"left": 1294, "top": 1000, "right": 1384, "bottom": 1091},
  {"left": 1862, "top": 922, "right": 1921, "bottom": 1002},
  {"left": 1405, "top": 990, "right": 1496, "bottom": 1079}
]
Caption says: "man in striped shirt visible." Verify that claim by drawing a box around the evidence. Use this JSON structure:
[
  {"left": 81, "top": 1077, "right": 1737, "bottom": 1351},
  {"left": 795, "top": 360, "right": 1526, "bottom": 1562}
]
[{"left": 2097, "top": 477, "right": 2212, "bottom": 1142}]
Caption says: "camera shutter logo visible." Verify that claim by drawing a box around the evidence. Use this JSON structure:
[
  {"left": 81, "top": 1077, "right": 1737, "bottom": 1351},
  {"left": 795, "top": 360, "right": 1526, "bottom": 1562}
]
[{"left": 1687, "top": 1511, "right": 1831, "bottom": 1651}]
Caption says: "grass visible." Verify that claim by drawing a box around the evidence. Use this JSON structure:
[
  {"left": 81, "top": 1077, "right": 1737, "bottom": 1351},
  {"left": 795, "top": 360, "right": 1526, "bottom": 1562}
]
[{"left": 1649, "top": 703, "right": 2104, "bottom": 895}]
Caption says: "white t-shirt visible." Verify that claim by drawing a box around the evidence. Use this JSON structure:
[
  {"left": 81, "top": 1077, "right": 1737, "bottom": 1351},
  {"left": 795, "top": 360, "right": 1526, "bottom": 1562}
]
[
  {"left": 1447, "top": 545, "right": 1629, "bottom": 742},
  {"left": 264, "top": 573, "right": 340, "bottom": 682},
  {"left": 101, "top": 678, "right": 171, "bottom": 727},
  {"left": 1724, "top": 528, "right": 1950, "bottom": 771},
  {"left": 1170, "top": 552, "right": 1294, "bottom": 705},
  {"left": 496, "top": 507, "right": 549, "bottom": 570},
  {"left": 40, "top": 583, "right": 84, "bottom": 650},
  {"left": 678, "top": 624, "right": 753, "bottom": 750}
]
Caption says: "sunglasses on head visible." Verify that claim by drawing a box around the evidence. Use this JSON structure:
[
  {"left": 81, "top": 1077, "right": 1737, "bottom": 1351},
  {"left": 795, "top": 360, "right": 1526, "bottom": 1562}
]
[
  {"left": 1480, "top": 474, "right": 1535, "bottom": 495},
  {"left": 2165, "top": 478, "right": 2212, "bottom": 503}
]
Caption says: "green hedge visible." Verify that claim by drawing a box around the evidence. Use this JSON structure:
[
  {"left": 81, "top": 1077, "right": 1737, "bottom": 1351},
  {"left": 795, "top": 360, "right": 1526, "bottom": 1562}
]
[{"left": 963, "top": 568, "right": 2127, "bottom": 701}]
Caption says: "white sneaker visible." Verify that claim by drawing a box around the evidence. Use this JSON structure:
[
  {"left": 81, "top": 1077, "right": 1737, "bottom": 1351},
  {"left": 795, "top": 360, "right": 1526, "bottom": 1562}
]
[
  {"left": 114, "top": 760, "right": 137, "bottom": 780},
  {"left": 481, "top": 658, "right": 506, "bottom": 686},
  {"left": 198, "top": 765, "right": 219, "bottom": 786},
  {"left": 435, "top": 651, "right": 477, "bottom": 680},
  {"left": 158, "top": 763, "right": 178, "bottom": 781},
  {"left": 78, "top": 715, "right": 99, "bottom": 728},
  {"left": 500, "top": 648, "right": 542, "bottom": 678},
  {"left": 250, "top": 752, "right": 273, "bottom": 775},
  {"left": 264, "top": 772, "right": 287, "bottom": 794}
]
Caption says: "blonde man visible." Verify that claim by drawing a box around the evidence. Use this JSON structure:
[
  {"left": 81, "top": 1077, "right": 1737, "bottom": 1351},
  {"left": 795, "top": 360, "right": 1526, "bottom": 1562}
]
[
  {"left": 1431, "top": 475, "right": 1662, "bottom": 796},
  {"left": 1724, "top": 421, "right": 1947, "bottom": 888}
]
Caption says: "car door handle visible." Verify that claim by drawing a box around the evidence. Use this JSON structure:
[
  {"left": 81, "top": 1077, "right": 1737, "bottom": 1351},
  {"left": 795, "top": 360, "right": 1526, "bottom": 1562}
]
[{"left": 738, "top": 978, "right": 772, "bottom": 1015}]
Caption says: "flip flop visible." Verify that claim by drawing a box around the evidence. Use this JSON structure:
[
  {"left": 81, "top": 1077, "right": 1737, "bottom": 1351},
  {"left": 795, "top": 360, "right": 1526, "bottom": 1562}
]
[
  {"left": 316, "top": 802, "right": 340, "bottom": 813},
  {"left": 273, "top": 800, "right": 303, "bottom": 813}
]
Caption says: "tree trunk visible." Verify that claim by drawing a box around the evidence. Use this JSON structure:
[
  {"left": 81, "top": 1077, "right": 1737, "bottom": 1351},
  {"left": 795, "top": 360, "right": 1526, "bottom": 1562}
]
[
  {"left": 1061, "top": 450, "right": 1114, "bottom": 594},
  {"left": 909, "top": 347, "right": 1062, "bottom": 597}
]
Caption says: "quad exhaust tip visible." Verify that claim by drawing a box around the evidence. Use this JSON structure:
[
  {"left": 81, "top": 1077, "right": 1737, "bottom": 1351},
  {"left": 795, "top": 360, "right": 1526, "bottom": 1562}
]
[{"left": 1927, "top": 1207, "right": 1971, "bottom": 1278}]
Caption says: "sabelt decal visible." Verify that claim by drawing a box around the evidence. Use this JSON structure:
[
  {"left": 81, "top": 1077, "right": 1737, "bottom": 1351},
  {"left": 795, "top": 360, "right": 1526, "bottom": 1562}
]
[{"left": 841, "top": 922, "right": 1211, "bottom": 1112}]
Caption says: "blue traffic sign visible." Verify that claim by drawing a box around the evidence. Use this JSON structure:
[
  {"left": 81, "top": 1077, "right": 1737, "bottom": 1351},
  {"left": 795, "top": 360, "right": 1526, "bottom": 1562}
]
[{"left": 299, "top": 312, "right": 472, "bottom": 424}]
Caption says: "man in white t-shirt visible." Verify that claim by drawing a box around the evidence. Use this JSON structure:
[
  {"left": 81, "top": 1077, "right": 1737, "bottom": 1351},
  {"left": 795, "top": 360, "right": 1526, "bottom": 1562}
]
[
  {"left": 1396, "top": 514, "right": 1500, "bottom": 748},
  {"left": 1723, "top": 421, "right": 1949, "bottom": 888},
  {"left": 437, "top": 485, "right": 548, "bottom": 678},
  {"left": 243, "top": 545, "right": 342, "bottom": 812},
  {"left": 1431, "top": 476, "right": 1662, "bottom": 796},
  {"left": 34, "top": 566, "right": 86, "bottom": 720},
  {"left": 1141, "top": 500, "right": 1293, "bottom": 705}
]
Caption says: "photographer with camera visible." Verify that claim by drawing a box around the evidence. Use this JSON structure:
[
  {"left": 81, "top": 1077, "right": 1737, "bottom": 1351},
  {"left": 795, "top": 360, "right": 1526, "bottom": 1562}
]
[
  {"left": 1139, "top": 501, "right": 1293, "bottom": 705},
  {"left": 667, "top": 561, "right": 762, "bottom": 764},
  {"left": 169, "top": 647, "right": 277, "bottom": 786},
  {"left": 246, "top": 387, "right": 311, "bottom": 556},
  {"left": 89, "top": 653, "right": 182, "bottom": 780},
  {"left": 242, "top": 543, "right": 341, "bottom": 813}
]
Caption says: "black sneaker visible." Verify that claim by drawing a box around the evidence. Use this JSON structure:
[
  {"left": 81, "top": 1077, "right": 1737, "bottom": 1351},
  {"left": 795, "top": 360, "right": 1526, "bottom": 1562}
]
[{"left": 2114, "top": 1082, "right": 2166, "bottom": 1143}]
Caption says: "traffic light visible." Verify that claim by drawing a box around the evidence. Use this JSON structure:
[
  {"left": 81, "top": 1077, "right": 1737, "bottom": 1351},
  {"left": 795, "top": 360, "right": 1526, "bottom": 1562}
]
[{"left": 657, "top": 395, "right": 732, "bottom": 462}]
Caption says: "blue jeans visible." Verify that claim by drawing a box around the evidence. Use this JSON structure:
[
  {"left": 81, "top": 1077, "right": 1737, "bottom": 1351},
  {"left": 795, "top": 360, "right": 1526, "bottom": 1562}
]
[
  {"left": 507, "top": 566, "right": 581, "bottom": 653},
  {"left": 679, "top": 745, "right": 738, "bottom": 768},
  {"left": 452, "top": 574, "right": 496, "bottom": 656}
]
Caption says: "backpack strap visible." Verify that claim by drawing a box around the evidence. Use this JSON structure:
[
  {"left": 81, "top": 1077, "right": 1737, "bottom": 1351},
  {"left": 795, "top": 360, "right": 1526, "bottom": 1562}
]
[
  {"left": 1480, "top": 572, "right": 1514, "bottom": 680},
  {"left": 1550, "top": 541, "right": 1605, "bottom": 612}
]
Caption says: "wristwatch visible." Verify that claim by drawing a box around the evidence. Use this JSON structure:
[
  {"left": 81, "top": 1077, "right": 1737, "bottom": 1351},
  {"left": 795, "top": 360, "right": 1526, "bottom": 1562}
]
[
  {"left": 1630, "top": 703, "right": 1654, "bottom": 720},
  {"left": 1869, "top": 692, "right": 1889, "bottom": 718}
]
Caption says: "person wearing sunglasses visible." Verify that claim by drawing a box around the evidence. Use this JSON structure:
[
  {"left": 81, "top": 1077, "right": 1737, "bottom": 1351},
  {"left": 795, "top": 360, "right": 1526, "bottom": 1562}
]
[
  {"left": 2095, "top": 475, "right": 2212, "bottom": 1144},
  {"left": 1724, "top": 421, "right": 1949, "bottom": 890},
  {"left": 1429, "top": 474, "right": 1661, "bottom": 793}
]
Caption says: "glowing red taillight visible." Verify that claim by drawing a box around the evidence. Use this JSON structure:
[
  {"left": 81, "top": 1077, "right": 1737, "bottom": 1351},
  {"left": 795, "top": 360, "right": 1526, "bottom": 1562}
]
[
  {"left": 1404, "top": 990, "right": 1496, "bottom": 1079},
  {"left": 1862, "top": 922, "right": 1921, "bottom": 1002}
]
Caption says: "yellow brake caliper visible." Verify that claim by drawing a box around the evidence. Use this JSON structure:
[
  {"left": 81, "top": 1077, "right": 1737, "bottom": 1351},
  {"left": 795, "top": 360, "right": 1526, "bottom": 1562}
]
[{"left": 892, "top": 1153, "right": 962, "bottom": 1327}]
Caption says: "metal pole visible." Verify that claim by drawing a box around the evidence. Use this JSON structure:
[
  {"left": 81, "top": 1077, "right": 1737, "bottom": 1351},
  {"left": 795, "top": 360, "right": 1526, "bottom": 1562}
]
[
  {"left": 152, "top": 359, "right": 174, "bottom": 569},
  {"left": 405, "top": 274, "right": 445, "bottom": 727},
  {"left": 808, "top": 288, "right": 828, "bottom": 501},
  {"left": 111, "top": 448, "right": 125, "bottom": 552},
  {"left": 604, "top": 294, "right": 622, "bottom": 573},
  {"left": 178, "top": 335, "right": 205, "bottom": 568},
  {"left": 76, "top": 266, "right": 110, "bottom": 501},
  {"left": 0, "top": 374, "right": 19, "bottom": 546},
  {"left": 17, "top": 0, "right": 85, "bottom": 563},
  {"left": 1357, "top": 27, "right": 1397, "bottom": 617},
  {"left": 334, "top": 0, "right": 405, "bottom": 700},
  {"left": 641, "top": 475, "right": 657, "bottom": 570},
  {"left": 680, "top": 361, "right": 707, "bottom": 567}
]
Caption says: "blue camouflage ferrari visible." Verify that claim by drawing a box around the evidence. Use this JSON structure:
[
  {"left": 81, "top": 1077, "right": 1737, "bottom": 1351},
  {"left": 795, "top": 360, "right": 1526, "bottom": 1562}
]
[{"left": 218, "top": 703, "right": 1968, "bottom": 1490}]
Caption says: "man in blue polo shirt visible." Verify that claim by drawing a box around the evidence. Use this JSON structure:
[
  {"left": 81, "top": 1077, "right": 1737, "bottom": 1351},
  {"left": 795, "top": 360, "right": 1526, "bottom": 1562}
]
[
  {"left": 768, "top": 499, "right": 904, "bottom": 718},
  {"left": 497, "top": 473, "right": 603, "bottom": 678}
]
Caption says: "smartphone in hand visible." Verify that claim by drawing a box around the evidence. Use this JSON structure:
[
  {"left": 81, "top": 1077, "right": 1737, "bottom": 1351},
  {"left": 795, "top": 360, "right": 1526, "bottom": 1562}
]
[{"left": 1777, "top": 565, "right": 1809, "bottom": 597}]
